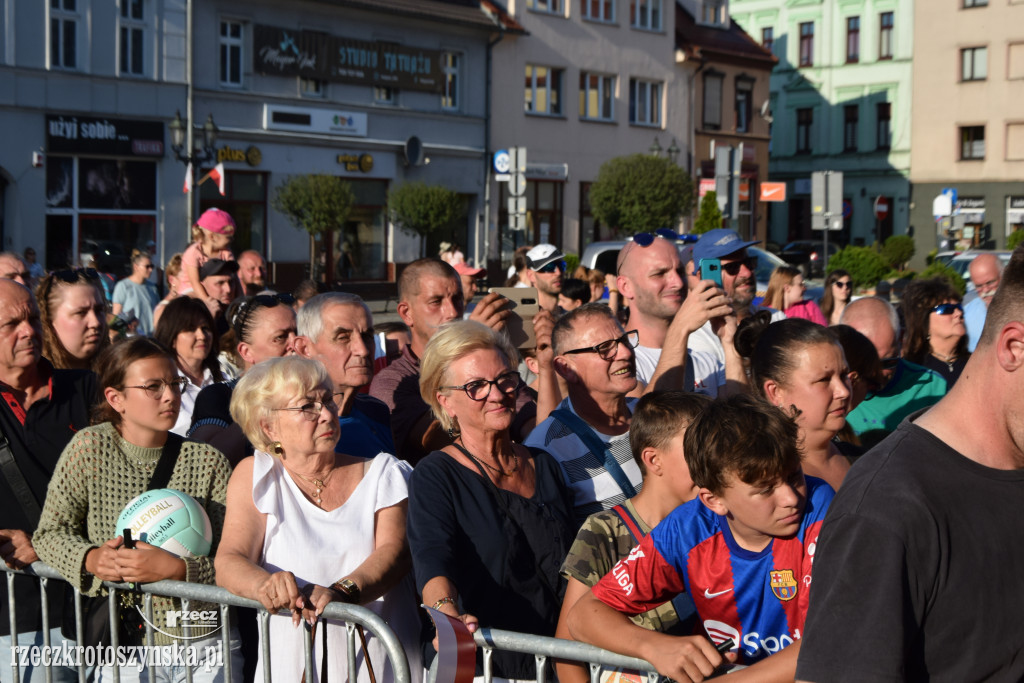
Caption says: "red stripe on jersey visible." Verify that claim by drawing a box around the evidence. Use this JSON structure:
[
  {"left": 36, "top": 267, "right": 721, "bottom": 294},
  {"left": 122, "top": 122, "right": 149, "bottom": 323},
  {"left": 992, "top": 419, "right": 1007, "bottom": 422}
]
[
  {"left": 591, "top": 535, "right": 686, "bottom": 615},
  {"left": 686, "top": 533, "right": 742, "bottom": 644},
  {"left": 777, "top": 517, "right": 825, "bottom": 634}
]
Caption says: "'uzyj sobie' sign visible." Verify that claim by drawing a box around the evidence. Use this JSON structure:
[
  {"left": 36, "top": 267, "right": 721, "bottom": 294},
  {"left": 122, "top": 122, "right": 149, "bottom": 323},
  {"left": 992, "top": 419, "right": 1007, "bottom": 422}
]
[{"left": 254, "top": 24, "right": 444, "bottom": 93}]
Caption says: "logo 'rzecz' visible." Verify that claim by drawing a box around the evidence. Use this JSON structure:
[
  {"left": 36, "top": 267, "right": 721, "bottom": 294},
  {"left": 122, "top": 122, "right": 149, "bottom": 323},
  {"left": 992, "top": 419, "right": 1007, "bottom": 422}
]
[{"left": 769, "top": 569, "right": 798, "bottom": 601}]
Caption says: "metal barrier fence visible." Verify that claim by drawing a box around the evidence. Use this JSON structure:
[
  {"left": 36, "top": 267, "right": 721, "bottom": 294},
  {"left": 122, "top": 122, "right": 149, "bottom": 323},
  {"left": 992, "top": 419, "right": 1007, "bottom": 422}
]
[
  {"left": 4, "top": 562, "right": 411, "bottom": 683},
  {"left": 6, "top": 563, "right": 737, "bottom": 683}
]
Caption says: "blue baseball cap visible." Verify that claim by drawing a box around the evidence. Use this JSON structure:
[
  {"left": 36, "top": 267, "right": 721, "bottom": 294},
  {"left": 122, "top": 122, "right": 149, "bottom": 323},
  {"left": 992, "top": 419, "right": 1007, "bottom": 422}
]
[{"left": 692, "top": 229, "right": 759, "bottom": 272}]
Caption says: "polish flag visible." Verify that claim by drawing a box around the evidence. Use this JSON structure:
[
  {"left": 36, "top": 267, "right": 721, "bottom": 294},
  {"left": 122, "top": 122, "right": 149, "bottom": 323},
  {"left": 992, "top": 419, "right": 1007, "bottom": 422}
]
[
  {"left": 208, "top": 163, "right": 226, "bottom": 196},
  {"left": 183, "top": 162, "right": 193, "bottom": 194}
]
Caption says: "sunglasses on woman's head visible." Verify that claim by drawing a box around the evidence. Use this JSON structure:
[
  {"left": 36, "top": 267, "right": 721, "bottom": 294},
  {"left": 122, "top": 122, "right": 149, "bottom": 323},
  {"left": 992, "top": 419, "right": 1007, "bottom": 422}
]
[
  {"left": 52, "top": 268, "right": 99, "bottom": 283},
  {"left": 632, "top": 229, "right": 681, "bottom": 247},
  {"left": 932, "top": 303, "right": 963, "bottom": 315}
]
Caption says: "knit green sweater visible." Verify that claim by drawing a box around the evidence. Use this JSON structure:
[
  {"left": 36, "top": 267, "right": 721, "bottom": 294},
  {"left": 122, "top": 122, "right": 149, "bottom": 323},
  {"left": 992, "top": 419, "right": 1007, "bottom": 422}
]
[{"left": 34, "top": 422, "right": 232, "bottom": 645}]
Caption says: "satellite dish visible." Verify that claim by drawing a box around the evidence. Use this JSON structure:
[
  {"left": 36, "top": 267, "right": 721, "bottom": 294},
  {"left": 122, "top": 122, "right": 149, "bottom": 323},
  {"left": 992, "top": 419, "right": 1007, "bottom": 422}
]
[
  {"left": 759, "top": 100, "right": 774, "bottom": 124},
  {"left": 404, "top": 136, "right": 425, "bottom": 166}
]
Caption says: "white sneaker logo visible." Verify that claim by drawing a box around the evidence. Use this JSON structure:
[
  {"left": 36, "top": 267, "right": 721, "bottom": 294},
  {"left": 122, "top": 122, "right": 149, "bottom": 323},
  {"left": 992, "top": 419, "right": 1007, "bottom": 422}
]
[{"left": 704, "top": 587, "right": 733, "bottom": 599}]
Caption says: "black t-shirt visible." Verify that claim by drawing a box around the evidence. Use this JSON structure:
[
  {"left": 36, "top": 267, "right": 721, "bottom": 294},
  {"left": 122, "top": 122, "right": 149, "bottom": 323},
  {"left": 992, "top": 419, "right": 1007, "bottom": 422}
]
[
  {"left": 796, "top": 416, "right": 1024, "bottom": 682},
  {"left": 0, "top": 364, "right": 96, "bottom": 636}
]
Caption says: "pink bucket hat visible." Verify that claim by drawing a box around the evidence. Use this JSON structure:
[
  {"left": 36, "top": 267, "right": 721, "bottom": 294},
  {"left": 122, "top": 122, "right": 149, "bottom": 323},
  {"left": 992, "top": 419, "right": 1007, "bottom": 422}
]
[{"left": 195, "top": 208, "right": 236, "bottom": 235}]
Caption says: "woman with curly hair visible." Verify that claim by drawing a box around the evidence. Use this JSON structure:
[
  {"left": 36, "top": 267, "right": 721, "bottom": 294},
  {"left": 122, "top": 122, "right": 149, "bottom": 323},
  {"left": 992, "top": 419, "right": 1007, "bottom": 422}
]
[{"left": 901, "top": 277, "right": 969, "bottom": 386}]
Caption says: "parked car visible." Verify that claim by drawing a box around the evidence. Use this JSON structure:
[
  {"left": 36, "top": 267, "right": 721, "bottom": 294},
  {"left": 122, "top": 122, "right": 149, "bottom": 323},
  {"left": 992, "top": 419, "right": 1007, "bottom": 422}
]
[
  {"left": 579, "top": 236, "right": 819, "bottom": 304},
  {"left": 779, "top": 240, "right": 842, "bottom": 278}
]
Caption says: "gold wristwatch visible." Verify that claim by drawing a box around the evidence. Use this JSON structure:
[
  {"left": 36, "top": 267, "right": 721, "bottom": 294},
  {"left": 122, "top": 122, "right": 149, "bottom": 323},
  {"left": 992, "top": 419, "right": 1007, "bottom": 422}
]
[{"left": 333, "top": 578, "right": 361, "bottom": 604}]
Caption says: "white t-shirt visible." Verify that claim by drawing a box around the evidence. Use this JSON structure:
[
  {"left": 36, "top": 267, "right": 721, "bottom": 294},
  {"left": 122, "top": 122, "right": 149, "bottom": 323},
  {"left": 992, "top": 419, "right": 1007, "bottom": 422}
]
[
  {"left": 633, "top": 344, "right": 724, "bottom": 397},
  {"left": 688, "top": 307, "right": 787, "bottom": 365}
]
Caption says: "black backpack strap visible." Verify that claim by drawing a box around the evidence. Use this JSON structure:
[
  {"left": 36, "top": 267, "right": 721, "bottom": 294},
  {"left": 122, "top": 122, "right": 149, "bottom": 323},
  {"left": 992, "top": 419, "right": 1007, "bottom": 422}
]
[
  {"left": 0, "top": 428, "right": 42, "bottom": 526},
  {"left": 149, "top": 433, "right": 184, "bottom": 490}
]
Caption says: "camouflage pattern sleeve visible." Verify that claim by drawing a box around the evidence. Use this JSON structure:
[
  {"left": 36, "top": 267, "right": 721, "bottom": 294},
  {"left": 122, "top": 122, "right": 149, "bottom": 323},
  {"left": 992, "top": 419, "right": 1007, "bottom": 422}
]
[{"left": 560, "top": 510, "right": 635, "bottom": 587}]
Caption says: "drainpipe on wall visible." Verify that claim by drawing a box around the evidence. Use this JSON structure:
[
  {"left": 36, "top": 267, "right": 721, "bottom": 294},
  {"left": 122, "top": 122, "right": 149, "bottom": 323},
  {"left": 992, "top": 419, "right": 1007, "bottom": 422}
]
[
  {"left": 482, "top": 23, "right": 506, "bottom": 273},
  {"left": 687, "top": 49, "right": 707, "bottom": 230}
]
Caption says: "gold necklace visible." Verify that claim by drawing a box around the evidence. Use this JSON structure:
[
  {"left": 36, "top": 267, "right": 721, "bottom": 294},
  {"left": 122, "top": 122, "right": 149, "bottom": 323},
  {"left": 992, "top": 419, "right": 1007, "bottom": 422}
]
[{"left": 291, "top": 468, "right": 334, "bottom": 505}]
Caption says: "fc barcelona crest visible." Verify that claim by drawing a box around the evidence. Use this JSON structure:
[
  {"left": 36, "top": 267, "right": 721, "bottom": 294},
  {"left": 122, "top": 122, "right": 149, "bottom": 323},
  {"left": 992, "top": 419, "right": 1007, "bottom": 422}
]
[{"left": 770, "top": 569, "right": 798, "bottom": 601}]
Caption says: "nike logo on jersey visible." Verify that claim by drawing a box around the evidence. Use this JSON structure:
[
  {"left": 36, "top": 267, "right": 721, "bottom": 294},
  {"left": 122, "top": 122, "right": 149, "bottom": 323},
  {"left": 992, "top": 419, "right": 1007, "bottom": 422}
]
[{"left": 704, "top": 588, "right": 733, "bottom": 598}]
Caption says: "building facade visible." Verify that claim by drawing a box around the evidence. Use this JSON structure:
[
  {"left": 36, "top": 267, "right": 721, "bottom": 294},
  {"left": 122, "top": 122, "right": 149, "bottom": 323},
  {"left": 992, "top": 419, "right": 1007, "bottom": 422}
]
[
  {"left": 907, "top": 0, "right": 1024, "bottom": 266},
  {"left": 676, "top": 0, "right": 775, "bottom": 245},
  {"left": 731, "top": 0, "right": 912, "bottom": 249},
  {"left": 1, "top": 0, "right": 505, "bottom": 289},
  {"left": 488, "top": 0, "right": 692, "bottom": 265}
]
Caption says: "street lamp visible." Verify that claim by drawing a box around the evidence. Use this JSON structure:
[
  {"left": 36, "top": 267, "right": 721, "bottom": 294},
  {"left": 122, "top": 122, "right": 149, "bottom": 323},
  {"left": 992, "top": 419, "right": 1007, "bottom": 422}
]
[
  {"left": 649, "top": 137, "right": 663, "bottom": 157},
  {"left": 667, "top": 138, "right": 680, "bottom": 165},
  {"left": 169, "top": 111, "right": 218, "bottom": 165}
]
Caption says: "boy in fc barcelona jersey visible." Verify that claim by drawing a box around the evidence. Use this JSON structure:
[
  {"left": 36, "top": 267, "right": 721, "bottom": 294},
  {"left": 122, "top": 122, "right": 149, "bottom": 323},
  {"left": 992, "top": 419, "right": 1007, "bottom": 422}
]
[{"left": 568, "top": 394, "right": 834, "bottom": 682}]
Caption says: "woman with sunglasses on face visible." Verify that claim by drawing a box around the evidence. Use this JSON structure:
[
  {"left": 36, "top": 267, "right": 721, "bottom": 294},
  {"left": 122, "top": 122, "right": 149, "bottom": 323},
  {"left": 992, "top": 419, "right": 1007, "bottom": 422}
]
[
  {"left": 112, "top": 250, "right": 160, "bottom": 336},
  {"left": 409, "top": 320, "right": 574, "bottom": 682},
  {"left": 155, "top": 297, "right": 224, "bottom": 436},
  {"left": 37, "top": 268, "right": 110, "bottom": 370},
  {"left": 33, "top": 337, "right": 238, "bottom": 683},
  {"left": 216, "top": 356, "right": 422, "bottom": 683},
  {"left": 189, "top": 294, "right": 298, "bottom": 466},
  {"left": 736, "top": 313, "right": 853, "bottom": 492},
  {"left": 901, "top": 278, "right": 969, "bottom": 387},
  {"left": 821, "top": 269, "right": 854, "bottom": 326}
]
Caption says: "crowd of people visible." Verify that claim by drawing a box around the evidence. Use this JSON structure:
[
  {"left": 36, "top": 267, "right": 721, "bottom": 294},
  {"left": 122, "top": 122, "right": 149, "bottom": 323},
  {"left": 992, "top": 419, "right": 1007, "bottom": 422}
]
[{"left": 2, "top": 209, "right": 1023, "bottom": 683}]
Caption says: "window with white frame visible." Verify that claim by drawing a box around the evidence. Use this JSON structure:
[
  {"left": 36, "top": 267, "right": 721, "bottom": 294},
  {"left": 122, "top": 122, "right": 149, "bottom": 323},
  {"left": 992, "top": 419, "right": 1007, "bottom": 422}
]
[
  {"left": 50, "top": 0, "right": 79, "bottom": 69},
  {"left": 527, "top": 0, "right": 561, "bottom": 14},
  {"left": 442, "top": 53, "right": 460, "bottom": 110},
  {"left": 701, "top": 0, "right": 725, "bottom": 26},
  {"left": 374, "top": 86, "right": 396, "bottom": 105},
  {"left": 631, "top": 0, "right": 662, "bottom": 30},
  {"left": 581, "top": 0, "right": 614, "bottom": 22},
  {"left": 119, "top": 0, "right": 145, "bottom": 76},
  {"left": 219, "top": 20, "right": 243, "bottom": 86},
  {"left": 961, "top": 46, "right": 987, "bottom": 81},
  {"left": 579, "top": 72, "right": 615, "bottom": 121},
  {"left": 629, "top": 78, "right": 662, "bottom": 126},
  {"left": 525, "top": 65, "right": 564, "bottom": 116}
]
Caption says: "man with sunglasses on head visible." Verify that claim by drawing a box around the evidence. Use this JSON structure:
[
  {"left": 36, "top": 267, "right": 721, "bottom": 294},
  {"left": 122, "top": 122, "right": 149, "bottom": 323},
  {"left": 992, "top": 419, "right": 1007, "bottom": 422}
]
[
  {"left": 524, "top": 243, "right": 567, "bottom": 314},
  {"left": 0, "top": 279, "right": 93, "bottom": 683},
  {"left": 616, "top": 229, "right": 744, "bottom": 397},
  {"left": 524, "top": 304, "right": 646, "bottom": 525},
  {"left": 839, "top": 296, "right": 945, "bottom": 446}
]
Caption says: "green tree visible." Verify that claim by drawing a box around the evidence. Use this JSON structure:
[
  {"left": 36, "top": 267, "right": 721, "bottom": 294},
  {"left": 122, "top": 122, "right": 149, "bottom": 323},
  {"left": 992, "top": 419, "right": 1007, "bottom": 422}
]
[
  {"left": 388, "top": 183, "right": 465, "bottom": 257},
  {"left": 589, "top": 154, "right": 693, "bottom": 234},
  {"left": 273, "top": 174, "right": 355, "bottom": 277},
  {"left": 1008, "top": 229, "right": 1024, "bottom": 251},
  {"left": 694, "top": 191, "right": 724, "bottom": 234},
  {"left": 881, "top": 235, "right": 915, "bottom": 271},
  {"left": 826, "top": 245, "right": 890, "bottom": 289}
]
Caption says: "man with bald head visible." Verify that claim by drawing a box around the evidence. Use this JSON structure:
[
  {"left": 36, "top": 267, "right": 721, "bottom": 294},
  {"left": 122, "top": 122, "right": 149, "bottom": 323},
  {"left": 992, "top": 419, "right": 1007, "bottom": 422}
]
[
  {"left": 963, "top": 253, "right": 1003, "bottom": 351},
  {"left": 840, "top": 296, "right": 946, "bottom": 443},
  {"left": 0, "top": 279, "right": 93, "bottom": 682},
  {"left": 237, "top": 250, "right": 268, "bottom": 296},
  {"left": 616, "top": 233, "right": 744, "bottom": 395}
]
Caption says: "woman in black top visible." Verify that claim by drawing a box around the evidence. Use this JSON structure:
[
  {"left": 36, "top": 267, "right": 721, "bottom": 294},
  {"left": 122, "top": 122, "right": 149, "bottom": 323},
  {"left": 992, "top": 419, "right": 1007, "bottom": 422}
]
[
  {"left": 901, "top": 278, "right": 969, "bottom": 387},
  {"left": 408, "top": 320, "right": 574, "bottom": 680}
]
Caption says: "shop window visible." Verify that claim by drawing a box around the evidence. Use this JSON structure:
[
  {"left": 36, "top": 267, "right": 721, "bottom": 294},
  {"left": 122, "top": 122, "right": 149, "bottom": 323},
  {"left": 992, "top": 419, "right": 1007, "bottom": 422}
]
[
  {"left": 579, "top": 72, "right": 615, "bottom": 121},
  {"left": 960, "top": 125, "right": 985, "bottom": 160},
  {"left": 498, "top": 180, "right": 563, "bottom": 250},
  {"left": 629, "top": 78, "right": 662, "bottom": 126},
  {"left": 78, "top": 159, "right": 156, "bottom": 210},
  {"left": 525, "top": 65, "right": 564, "bottom": 116},
  {"left": 119, "top": 0, "right": 145, "bottom": 76},
  {"left": 310, "top": 180, "right": 389, "bottom": 282},
  {"left": 50, "top": 0, "right": 79, "bottom": 69},
  {"left": 199, "top": 171, "right": 267, "bottom": 254},
  {"left": 581, "top": 0, "right": 614, "bottom": 23},
  {"left": 631, "top": 0, "right": 662, "bottom": 30},
  {"left": 442, "top": 53, "right": 460, "bottom": 111},
  {"left": 219, "top": 20, "right": 243, "bottom": 86}
]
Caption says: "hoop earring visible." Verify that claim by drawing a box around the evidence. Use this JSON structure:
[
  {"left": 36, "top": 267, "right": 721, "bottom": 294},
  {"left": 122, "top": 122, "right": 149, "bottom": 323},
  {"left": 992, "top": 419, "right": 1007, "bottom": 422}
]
[{"left": 271, "top": 441, "right": 283, "bottom": 456}]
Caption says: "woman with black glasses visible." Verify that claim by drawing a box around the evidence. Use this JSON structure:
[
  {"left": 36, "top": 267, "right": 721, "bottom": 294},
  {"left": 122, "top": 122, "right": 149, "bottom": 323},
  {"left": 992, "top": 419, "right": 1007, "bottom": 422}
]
[
  {"left": 821, "top": 269, "right": 854, "bottom": 326},
  {"left": 409, "top": 320, "right": 574, "bottom": 681},
  {"left": 37, "top": 268, "right": 109, "bottom": 370},
  {"left": 901, "top": 278, "right": 969, "bottom": 386},
  {"left": 111, "top": 249, "right": 160, "bottom": 336}
]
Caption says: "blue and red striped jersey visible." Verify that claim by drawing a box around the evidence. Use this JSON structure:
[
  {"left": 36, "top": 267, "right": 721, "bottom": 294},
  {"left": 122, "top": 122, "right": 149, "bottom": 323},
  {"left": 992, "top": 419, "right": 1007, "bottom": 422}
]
[{"left": 591, "top": 476, "right": 834, "bottom": 664}]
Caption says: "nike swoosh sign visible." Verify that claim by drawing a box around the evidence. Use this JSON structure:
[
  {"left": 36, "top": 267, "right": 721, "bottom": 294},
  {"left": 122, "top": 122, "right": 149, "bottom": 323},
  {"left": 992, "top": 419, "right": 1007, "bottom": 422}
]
[
  {"left": 704, "top": 588, "right": 733, "bottom": 598},
  {"left": 763, "top": 187, "right": 781, "bottom": 197}
]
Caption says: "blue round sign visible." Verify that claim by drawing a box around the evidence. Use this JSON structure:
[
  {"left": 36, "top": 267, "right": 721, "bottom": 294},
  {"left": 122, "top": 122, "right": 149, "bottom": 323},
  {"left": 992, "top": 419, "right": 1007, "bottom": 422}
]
[
  {"left": 493, "top": 150, "right": 511, "bottom": 174},
  {"left": 842, "top": 199, "right": 853, "bottom": 219}
]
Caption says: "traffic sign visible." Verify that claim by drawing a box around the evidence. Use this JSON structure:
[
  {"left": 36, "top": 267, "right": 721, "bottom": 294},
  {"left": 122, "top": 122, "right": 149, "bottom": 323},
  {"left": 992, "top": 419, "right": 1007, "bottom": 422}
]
[
  {"left": 811, "top": 171, "right": 844, "bottom": 230},
  {"left": 842, "top": 199, "right": 853, "bottom": 219},
  {"left": 760, "top": 182, "right": 786, "bottom": 202},
  {"left": 493, "top": 150, "right": 511, "bottom": 174},
  {"left": 874, "top": 196, "right": 889, "bottom": 220},
  {"left": 933, "top": 194, "right": 953, "bottom": 220}
]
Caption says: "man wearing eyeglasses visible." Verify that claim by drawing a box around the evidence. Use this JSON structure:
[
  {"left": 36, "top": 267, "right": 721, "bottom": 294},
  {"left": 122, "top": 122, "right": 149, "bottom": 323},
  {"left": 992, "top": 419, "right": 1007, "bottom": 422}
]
[
  {"left": 0, "top": 279, "right": 93, "bottom": 683},
  {"left": 524, "top": 304, "right": 644, "bottom": 524},
  {"left": 839, "top": 296, "right": 945, "bottom": 445},
  {"left": 615, "top": 230, "right": 743, "bottom": 397},
  {"left": 964, "top": 253, "right": 1003, "bottom": 352},
  {"left": 524, "top": 244, "right": 566, "bottom": 313}
]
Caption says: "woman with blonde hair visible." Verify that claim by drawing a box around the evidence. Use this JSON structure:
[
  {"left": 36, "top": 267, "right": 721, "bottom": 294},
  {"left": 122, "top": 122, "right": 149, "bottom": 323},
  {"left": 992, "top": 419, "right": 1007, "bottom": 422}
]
[
  {"left": 112, "top": 249, "right": 160, "bottom": 335},
  {"left": 216, "top": 356, "right": 421, "bottom": 683},
  {"left": 37, "top": 268, "right": 109, "bottom": 370},
  {"left": 409, "top": 320, "right": 574, "bottom": 681},
  {"left": 763, "top": 265, "right": 827, "bottom": 325},
  {"left": 152, "top": 253, "right": 183, "bottom": 330}
]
